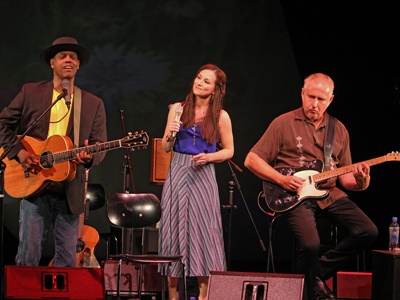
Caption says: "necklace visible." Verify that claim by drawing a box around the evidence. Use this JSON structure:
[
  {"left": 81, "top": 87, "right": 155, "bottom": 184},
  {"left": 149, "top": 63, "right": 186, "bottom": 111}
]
[
  {"left": 192, "top": 124, "right": 197, "bottom": 146},
  {"left": 193, "top": 105, "right": 207, "bottom": 145},
  {"left": 196, "top": 105, "right": 207, "bottom": 118}
]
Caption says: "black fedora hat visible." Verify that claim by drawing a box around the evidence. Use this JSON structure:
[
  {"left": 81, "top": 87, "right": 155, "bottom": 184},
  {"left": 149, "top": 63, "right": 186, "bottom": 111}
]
[{"left": 40, "top": 37, "right": 90, "bottom": 66}]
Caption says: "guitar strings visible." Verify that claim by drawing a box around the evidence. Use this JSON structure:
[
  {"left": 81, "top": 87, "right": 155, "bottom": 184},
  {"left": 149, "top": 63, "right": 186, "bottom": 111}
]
[{"left": 36, "top": 135, "right": 144, "bottom": 165}]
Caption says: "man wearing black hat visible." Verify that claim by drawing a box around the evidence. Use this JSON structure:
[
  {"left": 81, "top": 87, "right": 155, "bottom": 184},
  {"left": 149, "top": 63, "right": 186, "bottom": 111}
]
[{"left": 0, "top": 37, "right": 107, "bottom": 266}]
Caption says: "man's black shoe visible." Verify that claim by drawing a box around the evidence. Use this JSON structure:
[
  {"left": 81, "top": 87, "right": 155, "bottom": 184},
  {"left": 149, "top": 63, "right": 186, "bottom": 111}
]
[{"left": 314, "top": 276, "right": 336, "bottom": 299}]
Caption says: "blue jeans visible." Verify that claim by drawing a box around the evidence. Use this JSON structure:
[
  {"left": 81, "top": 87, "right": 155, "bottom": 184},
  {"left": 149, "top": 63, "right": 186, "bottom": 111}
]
[{"left": 15, "top": 192, "right": 79, "bottom": 266}]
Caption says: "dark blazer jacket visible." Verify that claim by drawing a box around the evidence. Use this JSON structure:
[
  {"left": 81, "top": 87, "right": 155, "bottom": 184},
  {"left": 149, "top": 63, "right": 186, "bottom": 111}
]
[{"left": 0, "top": 80, "right": 107, "bottom": 214}]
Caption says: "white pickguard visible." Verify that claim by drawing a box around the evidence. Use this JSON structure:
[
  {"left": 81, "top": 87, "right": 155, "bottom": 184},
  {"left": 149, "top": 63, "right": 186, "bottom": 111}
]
[{"left": 295, "top": 169, "right": 329, "bottom": 201}]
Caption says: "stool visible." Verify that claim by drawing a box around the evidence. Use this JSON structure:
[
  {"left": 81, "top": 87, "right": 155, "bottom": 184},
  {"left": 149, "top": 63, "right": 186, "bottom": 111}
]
[
  {"left": 260, "top": 190, "right": 366, "bottom": 274},
  {"left": 108, "top": 254, "right": 187, "bottom": 300},
  {"left": 105, "top": 192, "right": 187, "bottom": 300}
]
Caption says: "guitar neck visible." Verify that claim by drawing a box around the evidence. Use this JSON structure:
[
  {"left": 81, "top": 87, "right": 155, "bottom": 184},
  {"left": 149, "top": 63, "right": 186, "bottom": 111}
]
[
  {"left": 314, "top": 155, "right": 388, "bottom": 183},
  {"left": 78, "top": 213, "right": 84, "bottom": 239},
  {"left": 54, "top": 139, "right": 124, "bottom": 164}
]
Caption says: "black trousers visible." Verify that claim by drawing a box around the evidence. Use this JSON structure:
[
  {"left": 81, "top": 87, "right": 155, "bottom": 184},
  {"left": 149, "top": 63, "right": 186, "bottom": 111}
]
[{"left": 285, "top": 197, "right": 378, "bottom": 300}]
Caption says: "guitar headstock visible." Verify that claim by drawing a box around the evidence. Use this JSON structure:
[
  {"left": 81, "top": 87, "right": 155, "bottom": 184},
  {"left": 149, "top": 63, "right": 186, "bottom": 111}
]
[
  {"left": 386, "top": 151, "right": 400, "bottom": 161},
  {"left": 121, "top": 131, "right": 149, "bottom": 150}
]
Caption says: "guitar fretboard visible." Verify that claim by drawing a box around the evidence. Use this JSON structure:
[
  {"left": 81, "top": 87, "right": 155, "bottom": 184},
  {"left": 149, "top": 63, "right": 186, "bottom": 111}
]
[
  {"left": 54, "top": 139, "right": 124, "bottom": 163},
  {"left": 314, "top": 154, "right": 396, "bottom": 183}
]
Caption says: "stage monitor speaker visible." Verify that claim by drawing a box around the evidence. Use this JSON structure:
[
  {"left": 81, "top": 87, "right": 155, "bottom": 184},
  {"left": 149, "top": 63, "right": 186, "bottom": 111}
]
[
  {"left": 336, "top": 271, "right": 372, "bottom": 299},
  {"left": 150, "top": 138, "right": 173, "bottom": 183},
  {"left": 207, "top": 271, "right": 304, "bottom": 300},
  {"left": 4, "top": 265, "right": 104, "bottom": 300}
]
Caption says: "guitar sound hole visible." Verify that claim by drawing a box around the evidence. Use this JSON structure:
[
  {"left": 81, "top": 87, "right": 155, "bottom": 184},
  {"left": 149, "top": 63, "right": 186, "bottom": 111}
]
[
  {"left": 40, "top": 151, "right": 54, "bottom": 168},
  {"left": 76, "top": 239, "right": 85, "bottom": 253}
]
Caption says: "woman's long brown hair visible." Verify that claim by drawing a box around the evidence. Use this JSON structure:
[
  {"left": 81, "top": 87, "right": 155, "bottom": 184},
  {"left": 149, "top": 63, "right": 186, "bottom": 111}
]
[{"left": 180, "top": 64, "right": 226, "bottom": 144}]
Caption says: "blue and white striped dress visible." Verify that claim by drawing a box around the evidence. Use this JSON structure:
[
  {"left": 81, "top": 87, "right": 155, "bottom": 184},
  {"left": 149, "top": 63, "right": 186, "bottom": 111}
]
[{"left": 158, "top": 123, "right": 226, "bottom": 277}]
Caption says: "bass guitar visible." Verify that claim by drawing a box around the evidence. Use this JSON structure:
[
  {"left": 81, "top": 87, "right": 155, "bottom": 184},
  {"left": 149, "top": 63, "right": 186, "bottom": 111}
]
[
  {"left": 263, "top": 152, "right": 400, "bottom": 213},
  {"left": 0, "top": 131, "right": 148, "bottom": 199}
]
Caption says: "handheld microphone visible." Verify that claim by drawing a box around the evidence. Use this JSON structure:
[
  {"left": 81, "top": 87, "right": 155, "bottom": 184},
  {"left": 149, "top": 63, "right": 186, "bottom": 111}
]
[
  {"left": 172, "top": 104, "right": 183, "bottom": 138},
  {"left": 61, "top": 79, "right": 71, "bottom": 109}
]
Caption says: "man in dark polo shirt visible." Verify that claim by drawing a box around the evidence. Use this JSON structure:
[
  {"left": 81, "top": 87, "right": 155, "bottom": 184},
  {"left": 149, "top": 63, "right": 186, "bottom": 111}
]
[{"left": 244, "top": 73, "right": 378, "bottom": 300}]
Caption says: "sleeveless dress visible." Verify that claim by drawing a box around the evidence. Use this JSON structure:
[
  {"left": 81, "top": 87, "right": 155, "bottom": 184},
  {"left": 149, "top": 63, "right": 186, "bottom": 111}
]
[{"left": 158, "top": 123, "right": 227, "bottom": 277}]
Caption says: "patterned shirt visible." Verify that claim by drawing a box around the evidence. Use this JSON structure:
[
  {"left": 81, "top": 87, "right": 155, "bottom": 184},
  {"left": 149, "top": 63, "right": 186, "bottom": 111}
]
[{"left": 251, "top": 107, "right": 352, "bottom": 201}]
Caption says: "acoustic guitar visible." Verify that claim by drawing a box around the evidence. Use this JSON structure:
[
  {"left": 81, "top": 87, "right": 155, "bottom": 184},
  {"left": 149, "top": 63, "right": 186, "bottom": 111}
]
[
  {"left": 49, "top": 170, "right": 100, "bottom": 267},
  {"left": 48, "top": 214, "right": 101, "bottom": 267},
  {"left": 75, "top": 215, "right": 101, "bottom": 267},
  {"left": 0, "top": 131, "right": 148, "bottom": 199}
]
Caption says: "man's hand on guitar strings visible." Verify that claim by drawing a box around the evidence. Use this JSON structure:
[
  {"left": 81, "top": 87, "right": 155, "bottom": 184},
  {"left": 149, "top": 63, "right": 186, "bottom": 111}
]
[
  {"left": 17, "top": 149, "right": 40, "bottom": 172},
  {"left": 279, "top": 174, "right": 305, "bottom": 192},
  {"left": 72, "top": 139, "right": 93, "bottom": 166}
]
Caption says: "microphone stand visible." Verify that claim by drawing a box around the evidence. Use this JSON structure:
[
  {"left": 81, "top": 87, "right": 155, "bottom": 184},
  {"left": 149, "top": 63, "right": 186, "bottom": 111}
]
[
  {"left": 0, "top": 93, "right": 66, "bottom": 300},
  {"left": 119, "top": 109, "right": 136, "bottom": 195},
  {"left": 117, "top": 109, "right": 151, "bottom": 300},
  {"left": 221, "top": 178, "right": 237, "bottom": 270},
  {"left": 221, "top": 157, "right": 266, "bottom": 270},
  {"left": 118, "top": 109, "right": 137, "bottom": 255}
]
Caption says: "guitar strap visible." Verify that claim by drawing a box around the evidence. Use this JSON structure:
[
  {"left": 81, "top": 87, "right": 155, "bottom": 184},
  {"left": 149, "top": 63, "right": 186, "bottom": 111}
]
[
  {"left": 324, "top": 114, "right": 337, "bottom": 171},
  {"left": 73, "top": 86, "right": 82, "bottom": 147},
  {"left": 73, "top": 87, "right": 90, "bottom": 220}
]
